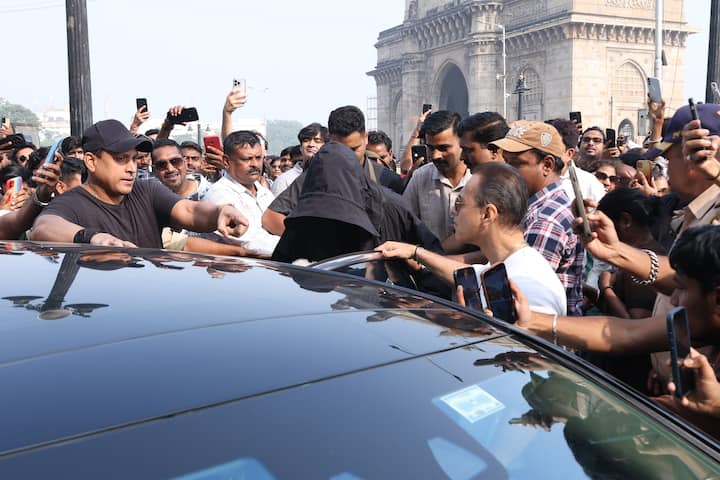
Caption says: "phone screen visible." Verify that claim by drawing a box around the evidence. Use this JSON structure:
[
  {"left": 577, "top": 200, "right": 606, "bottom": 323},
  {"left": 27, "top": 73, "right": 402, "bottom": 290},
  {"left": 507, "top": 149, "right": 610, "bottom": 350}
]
[
  {"left": 667, "top": 306, "right": 694, "bottom": 398},
  {"left": 411, "top": 145, "right": 429, "bottom": 164},
  {"left": 453, "top": 266, "right": 483, "bottom": 311},
  {"left": 568, "top": 164, "right": 591, "bottom": 238},
  {"left": 44, "top": 138, "right": 63, "bottom": 164},
  {"left": 569, "top": 111, "right": 582, "bottom": 125},
  {"left": 136, "top": 98, "right": 148, "bottom": 111},
  {"left": 481, "top": 263, "right": 517, "bottom": 323},
  {"left": 605, "top": 128, "right": 616, "bottom": 147}
]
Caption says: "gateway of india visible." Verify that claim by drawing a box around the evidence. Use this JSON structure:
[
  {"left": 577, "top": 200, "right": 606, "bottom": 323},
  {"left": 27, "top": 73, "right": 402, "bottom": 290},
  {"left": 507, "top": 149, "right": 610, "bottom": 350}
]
[{"left": 368, "top": 0, "right": 695, "bottom": 147}]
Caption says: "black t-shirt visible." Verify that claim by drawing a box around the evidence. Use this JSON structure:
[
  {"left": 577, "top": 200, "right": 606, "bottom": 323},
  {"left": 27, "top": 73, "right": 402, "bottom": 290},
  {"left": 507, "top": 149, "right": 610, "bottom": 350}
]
[{"left": 40, "top": 180, "right": 181, "bottom": 248}]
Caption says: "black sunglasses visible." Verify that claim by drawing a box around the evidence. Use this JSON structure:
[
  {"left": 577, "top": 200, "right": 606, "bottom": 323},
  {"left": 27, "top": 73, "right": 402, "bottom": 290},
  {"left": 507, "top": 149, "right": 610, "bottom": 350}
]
[
  {"left": 153, "top": 157, "right": 184, "bottom": 171},
  {"left": 594, "top": 171, "right": 619, "bottom": 183}
]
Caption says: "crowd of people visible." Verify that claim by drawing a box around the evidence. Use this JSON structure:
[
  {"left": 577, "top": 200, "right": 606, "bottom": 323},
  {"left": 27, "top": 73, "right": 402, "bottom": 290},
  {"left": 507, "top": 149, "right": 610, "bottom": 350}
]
[{"left": 1, "top": 86, "right": 720, "bottom": 440}]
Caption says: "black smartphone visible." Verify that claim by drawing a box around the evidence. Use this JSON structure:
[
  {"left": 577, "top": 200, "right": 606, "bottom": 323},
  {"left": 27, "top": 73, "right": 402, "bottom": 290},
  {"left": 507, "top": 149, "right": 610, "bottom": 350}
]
[
  {"left": 453, "top": 266, "right": 483, "bottom": 311},
  {"left": 667, "top": 306, "right": 694, "bottom": 398},
  {"left": 605, "top": 128, "right": 616, "bottom": 148},
  {"left": 422, "top": 103, "right": 432, "bottom": 114},
  {"left": 569, "top": 111, "right": 582, "bottom": 125},
  {"left": 411, "top": 144, "right": 429, "bottom": 165},
  {"left": 169, "top": 107, "right": 199, "bottom": 124},
  {"left": 688, "top": 97, "right": 700, "bottom": 126},
  {"left": 136, "top": 98, "right": 148, "bottom": 111},
  {"left": 568, "top": 164, "right": 591, "bottom": 239},
  {"left": 480, "top": 263, "right": 517, "bottom": 323}
]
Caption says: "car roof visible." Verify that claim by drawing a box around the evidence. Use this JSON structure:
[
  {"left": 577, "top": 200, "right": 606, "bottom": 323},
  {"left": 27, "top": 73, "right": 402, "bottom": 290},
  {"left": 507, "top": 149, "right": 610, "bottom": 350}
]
[{"left": 0, "top": 242, "right": 506, "bottom": 453}]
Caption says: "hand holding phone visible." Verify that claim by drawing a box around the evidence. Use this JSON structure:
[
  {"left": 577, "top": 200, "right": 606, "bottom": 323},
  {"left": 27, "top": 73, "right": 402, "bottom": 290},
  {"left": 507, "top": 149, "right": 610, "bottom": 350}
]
[
  {"left": 411, "top": 145, "right": 429, "bottom": 165},
  {"left": 203, "top": 135, "right": 222, "bottom": 153},
  {"left": 44, "top": 138, "right": 63, "bottom": 165},
  {"left": 422, "top": 103, "right": 432, "bottom": 114},
  {"left": 168, "top": 107, "right": 199, "bottom": 125},
  {"left": 636, "top": 159, "right": 653, "bottom": 180},
  {"left": 605, "top": 128, "right": 617, "bottom": 148},
  {"left": 136, "top": 98, "right": 148, "bottom": 112},
  {"left": 480, "top": 263, "right": 517, "bottom": 323},
  {"left": 568, "top": 164, "right": 591, "bottom": 239},
  {"left": 232, "top": 78, "right": 247, "bottom": 97},
  {"left": 647, "top": 77, "right": 662, "bottom": 103},
  {"left": 668, "top": 306, "right": 694, "bottom": 398},
  {"left": 4, "top": 176, "right": 22, "bottom": 194},
  {"left": 453, "top": 266, "right": 483, "bottom": 311}
]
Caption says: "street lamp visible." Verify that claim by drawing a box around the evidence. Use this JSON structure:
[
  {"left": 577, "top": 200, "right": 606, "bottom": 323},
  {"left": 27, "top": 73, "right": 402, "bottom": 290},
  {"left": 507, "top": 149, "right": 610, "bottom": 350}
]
[{"left": 514, "top": 73, "right": 529, "bottom": 120}]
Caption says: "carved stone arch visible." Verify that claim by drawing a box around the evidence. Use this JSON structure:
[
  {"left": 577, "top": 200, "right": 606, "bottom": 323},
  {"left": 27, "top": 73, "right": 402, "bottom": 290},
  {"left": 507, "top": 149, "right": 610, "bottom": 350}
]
[
  {"left": 618, "top": 118, "right": 635, "bottom": 142},
  {"left": 434, "top": 61, "right": 469, "bottom": 119},
  {"left": 391, "top": 92, "right": 404, "bottom": 147},
  {"left": 611, "top": 60, "right": 646, "bottom": 104}
]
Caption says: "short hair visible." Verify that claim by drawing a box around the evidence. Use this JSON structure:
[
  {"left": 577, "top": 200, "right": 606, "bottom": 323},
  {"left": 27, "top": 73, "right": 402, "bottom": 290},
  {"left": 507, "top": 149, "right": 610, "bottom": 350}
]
[
  {"left": 368, "top": 130, "right": 392, "bottom": 151},
  {"left": 423, "top": 110, "right": 462, "bottom": 137},
  {"left": 0, "top": 164, "right": 32, "bottom": 192},
  {"left": 581, "top": 126, "right": 605, "bottom": 143},
  {"left": 528, "top": 148, "right": 565, "bottom": 173},
  {"left": 472, "top": 162, "right": 529, "bottom": 228},
  {"left": 10, "top": 142, "right": 37, "bottom": 163},
  {"left": 144, "top": 128, "right": 160, "bottom": 137},
  {"left": 592, "top": 159, "right": 619, "bottom": 173},
  {"left": 298, "top": 123, "right": 329, "bottom": 144},
  {"left": 280, "top": 146, "right": 293, "bottom": 157},
  {"left": 328, "top": 105, "right": 366, "bottom": 137},
  {"left": 61, "top": 136, "right": 82, "bottom": 155},
  {"left": 151, "top": 138, "right": 181, "bottom": 162},
  {"left": 619, "top": 148, "right": 646, "bottom": 167},
  {"left": 180, "top": 141, "right": 202, "bottom": 154},
  {"left": 596, "top": 188, "right": 659, "bottom": 229},
  {"left": 545, "top": 118, "right": 579, "bottom": 151},
  {"left": 224, "top": 130, "right": 260, "bottom": 155},
  {"left": 458, "top": 112, "right": 509, "bottom": 144},
  {"left": 289, "top": 145, "right": 303, "bottom": 158},
  {"left": 60, "top": 156, "right": 87, "bottom": 183},
  {"left": 669, "top": 225, "right": 720, "bottom": 293}
]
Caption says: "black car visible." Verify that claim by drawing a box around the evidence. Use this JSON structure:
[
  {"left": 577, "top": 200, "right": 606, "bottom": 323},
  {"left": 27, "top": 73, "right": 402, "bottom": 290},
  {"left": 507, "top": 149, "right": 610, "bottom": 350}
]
[{"left": 0, "top": 241, "right": 719, "bottom": 479}]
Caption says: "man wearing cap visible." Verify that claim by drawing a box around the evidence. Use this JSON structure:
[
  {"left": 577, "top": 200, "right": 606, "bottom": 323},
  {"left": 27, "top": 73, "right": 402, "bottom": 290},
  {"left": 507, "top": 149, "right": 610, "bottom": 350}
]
[
  {"left": 30, "top": 119, "right": 249, "bottom": 247},
  {"left": 492, "top": 121, "right": 585, "bottom": 316}
]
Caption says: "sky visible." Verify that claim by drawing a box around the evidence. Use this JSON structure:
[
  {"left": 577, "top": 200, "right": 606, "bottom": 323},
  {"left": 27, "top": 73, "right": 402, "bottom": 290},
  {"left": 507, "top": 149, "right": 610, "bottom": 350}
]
[{"left": 0, "top": 0, "right": 712, "bottom": 126}]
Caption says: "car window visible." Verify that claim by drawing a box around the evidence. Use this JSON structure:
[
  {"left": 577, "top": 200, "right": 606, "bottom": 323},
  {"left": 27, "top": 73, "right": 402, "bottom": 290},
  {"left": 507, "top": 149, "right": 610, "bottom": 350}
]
[{"left": 2, "top": 338, "right": 718, "bottom": 479}]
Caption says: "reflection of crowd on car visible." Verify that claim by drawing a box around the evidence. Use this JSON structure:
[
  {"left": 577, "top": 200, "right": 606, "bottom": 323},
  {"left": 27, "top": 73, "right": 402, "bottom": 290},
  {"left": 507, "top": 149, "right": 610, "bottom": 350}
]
[{"left": 1, "top": 85, "right": 720, "bottom": 441}]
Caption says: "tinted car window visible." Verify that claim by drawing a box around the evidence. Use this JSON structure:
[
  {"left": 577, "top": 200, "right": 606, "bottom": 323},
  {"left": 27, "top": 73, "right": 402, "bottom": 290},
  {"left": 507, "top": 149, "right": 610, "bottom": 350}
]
[{"left": 2, "top": 338, "right": 718, "bottom": 479}]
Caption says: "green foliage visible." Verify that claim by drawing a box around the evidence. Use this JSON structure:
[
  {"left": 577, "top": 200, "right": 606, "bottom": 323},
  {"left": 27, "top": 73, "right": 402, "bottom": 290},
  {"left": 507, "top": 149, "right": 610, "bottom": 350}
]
[
  {"left": 266, "top": 119, "right": 303, "bottom": 155},
  {"left": 0, "top": 98, "right": 40, "bottom": 127}
]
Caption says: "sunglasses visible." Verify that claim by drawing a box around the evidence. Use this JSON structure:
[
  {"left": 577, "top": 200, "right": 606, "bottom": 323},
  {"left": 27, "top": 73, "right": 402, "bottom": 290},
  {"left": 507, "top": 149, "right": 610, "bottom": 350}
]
[
  {"left": 153, "top": 157, "right": 184, "bottom": 171},
  {"left": 594, "top": 171, "right": 619, "bottom": 183}
]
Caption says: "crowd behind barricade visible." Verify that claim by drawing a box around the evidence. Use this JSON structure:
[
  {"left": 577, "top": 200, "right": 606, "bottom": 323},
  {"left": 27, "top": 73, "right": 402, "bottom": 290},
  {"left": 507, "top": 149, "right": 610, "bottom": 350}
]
[{"left": 1, "top": 85, "right": 720, "bottom": 439}]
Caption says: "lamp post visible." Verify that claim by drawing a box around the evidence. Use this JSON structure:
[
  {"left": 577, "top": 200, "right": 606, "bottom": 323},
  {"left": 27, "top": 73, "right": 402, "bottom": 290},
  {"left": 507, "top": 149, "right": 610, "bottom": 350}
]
[
  {"left": 499, "top": 24, "right": 507, "bottom": 118},
  {"left": 514, "top": 74, "right": 529, "bottom": 120}
]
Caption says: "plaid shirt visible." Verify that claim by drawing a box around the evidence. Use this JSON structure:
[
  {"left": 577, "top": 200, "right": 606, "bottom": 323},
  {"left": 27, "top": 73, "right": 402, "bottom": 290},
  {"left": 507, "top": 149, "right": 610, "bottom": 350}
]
[{"left": 524, "top": 181, "right": 585, "bottom": 316}]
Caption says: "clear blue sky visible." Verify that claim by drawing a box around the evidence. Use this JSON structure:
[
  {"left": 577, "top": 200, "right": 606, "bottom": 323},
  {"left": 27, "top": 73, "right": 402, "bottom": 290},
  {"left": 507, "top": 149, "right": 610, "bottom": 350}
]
[{"left": 0, "top": 0, "right": 712, "bottom": 125}]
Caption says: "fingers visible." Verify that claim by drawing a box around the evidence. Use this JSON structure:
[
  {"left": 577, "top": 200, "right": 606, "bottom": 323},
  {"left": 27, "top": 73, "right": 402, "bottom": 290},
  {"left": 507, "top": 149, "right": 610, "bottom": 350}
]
[{"left": 456, "top": 284, "right": 466, "bottom": 307}]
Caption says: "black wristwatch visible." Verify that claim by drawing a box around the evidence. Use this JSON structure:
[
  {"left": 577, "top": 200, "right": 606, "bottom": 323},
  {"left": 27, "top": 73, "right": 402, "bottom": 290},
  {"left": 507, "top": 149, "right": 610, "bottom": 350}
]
[{"left": 73, "top": 228, "right": 104, "bottom": 244}]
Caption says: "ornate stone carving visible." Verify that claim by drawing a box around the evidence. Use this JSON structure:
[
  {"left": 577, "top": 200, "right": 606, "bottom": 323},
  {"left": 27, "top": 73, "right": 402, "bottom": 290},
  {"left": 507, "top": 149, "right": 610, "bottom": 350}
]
[{"left": 605, "top": 0, "right": 655, "bottom": 8}]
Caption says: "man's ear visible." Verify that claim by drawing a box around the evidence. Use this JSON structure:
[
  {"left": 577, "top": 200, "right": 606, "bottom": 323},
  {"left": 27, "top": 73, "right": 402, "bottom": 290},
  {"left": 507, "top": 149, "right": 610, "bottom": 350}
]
[
  {"left": 484, "top": 203, "right": 498, "bottom": 224},
  {"left": 542, "top": 154, "right": 555, "bottom": 174},
  {"left": 84, "top": 152, "right": 97, "bottom": 173},
  {"left": 222, "top": 154, "right": 230, "bottom": 170},
  {"left": 56, "top": 180, "right": 67, "bottom": 195}
]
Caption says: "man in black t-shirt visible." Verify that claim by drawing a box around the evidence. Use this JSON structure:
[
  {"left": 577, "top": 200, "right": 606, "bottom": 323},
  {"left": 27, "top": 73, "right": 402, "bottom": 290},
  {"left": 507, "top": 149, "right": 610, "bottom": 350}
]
[{"left": 31, "top": 119, "right": 248, "bottom": 248}]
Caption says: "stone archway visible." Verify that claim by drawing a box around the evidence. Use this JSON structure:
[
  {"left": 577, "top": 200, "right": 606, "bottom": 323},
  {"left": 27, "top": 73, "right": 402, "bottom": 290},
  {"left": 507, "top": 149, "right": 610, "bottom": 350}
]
[{"left": 438, "top": 64, "right": 469, "bottom": 119}]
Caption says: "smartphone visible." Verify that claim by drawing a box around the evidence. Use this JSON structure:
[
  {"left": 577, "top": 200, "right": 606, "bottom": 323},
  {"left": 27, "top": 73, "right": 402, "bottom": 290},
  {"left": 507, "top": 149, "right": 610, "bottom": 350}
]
[
  {"left": 453, "top": 266, "right": 483, "bottom": 311},
  {"left": 4, "top": 176, "right": 22, "bottom": 194},
  {"left": 636, "top": 159, "right": 653, "bottom": 179},
  {"left": 569, "top": 111, "right": 582, "bottom": 125},
  {"left": 136, "top": 98, "right": 148, "bottom": 111},
  {"left": 568, "top": 164, "right": 592, "bottom": 238},
  {"left": 411, "top": 144, "right": 429, "bottom": 164},
  {"left": 688, "top": 98, "right": 700, "bottom": 126},
  {"left": 480, "top": 263, "right": 517, "bottom": 323},
  {"left": 422, "top": 103, "right": 432, "bottom": 114},
  {"left": 233, "top": 78, "right": 247, "bottom": 97},
  {"left": 169, "top": 107, "right": 199, "bottom": 124},
  {"left": 203, "top": 135, "right": 222, "bottom": 152},
  {"left": 667, "top": 306, "right": 694, "bottom": 398},
  {"left": 647, "top": 77, "right": 662, "bottom": 103},
  {"left": 44, "top": 138, "right": 63, "bottom": 164},
  {"left": 605, "top": 128, "right": 616, "bottom": 148}
]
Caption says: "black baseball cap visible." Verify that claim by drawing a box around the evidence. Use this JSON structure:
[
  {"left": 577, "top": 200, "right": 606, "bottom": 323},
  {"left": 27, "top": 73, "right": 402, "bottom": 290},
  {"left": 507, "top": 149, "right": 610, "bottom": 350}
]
[{"left": 82, "top": 119, "right": 153, "bottom": 154}]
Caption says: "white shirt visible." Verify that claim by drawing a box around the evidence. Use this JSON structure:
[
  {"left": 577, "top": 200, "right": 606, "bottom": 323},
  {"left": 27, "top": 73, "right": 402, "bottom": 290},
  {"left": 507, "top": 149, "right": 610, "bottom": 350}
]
[
  {"left": 472, "top": 246, "right": 567, "bottom": 315},
  {"left": 204, "top": 173, "right": 280, "bottom": 255},
  {"left": 271, "top": 162, "right": 302, "bottom": 196},
  {"left": 560, "top": 161, "right": 606, "bottom": 205}
]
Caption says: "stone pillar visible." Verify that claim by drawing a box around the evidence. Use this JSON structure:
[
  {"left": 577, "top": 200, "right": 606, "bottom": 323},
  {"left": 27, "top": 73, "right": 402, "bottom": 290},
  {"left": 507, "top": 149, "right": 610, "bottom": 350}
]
[{"left": 400, "top": 53, "right": 426, "bottom": 143}]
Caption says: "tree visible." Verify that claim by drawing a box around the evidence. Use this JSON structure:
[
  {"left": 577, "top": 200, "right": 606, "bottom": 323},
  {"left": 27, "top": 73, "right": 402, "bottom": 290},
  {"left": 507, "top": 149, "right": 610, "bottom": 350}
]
[
  {"left": 266, "top": 119, "right": 303, "bottom": 155},
  {"left": 0, "top": 98, "right": 40, "bottom": 127}
]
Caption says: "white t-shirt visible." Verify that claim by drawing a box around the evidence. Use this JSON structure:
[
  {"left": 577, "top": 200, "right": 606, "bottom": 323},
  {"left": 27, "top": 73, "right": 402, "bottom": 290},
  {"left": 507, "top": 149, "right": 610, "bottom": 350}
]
[
  {"left": 560, "top": 161, "right": 606, "bottom": 205},
  {"left": 472, "top": 246, "right": 567, "bottom": 315}
]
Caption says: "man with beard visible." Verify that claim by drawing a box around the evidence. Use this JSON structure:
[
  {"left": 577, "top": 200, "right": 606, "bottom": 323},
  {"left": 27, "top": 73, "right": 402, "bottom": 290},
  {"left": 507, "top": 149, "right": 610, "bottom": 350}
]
[
  {"left": 153, "top": 139, "right": 210, "bottom": 200},
  {"left": 204, "top": 130, "right": 279, "bottom": 256}
]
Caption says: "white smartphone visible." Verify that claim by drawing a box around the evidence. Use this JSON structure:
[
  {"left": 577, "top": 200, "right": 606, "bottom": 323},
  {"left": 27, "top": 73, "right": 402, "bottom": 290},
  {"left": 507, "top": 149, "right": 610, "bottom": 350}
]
[
  {"left": 232, "top": 78, "right": 247, "bottom": 97},
  {"left": 647, "top": 77, "right": 662, "bottom": 103}
]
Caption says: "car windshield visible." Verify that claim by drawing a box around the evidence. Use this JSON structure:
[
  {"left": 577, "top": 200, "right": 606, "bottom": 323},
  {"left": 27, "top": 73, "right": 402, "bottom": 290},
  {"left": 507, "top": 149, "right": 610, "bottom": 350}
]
[{"left": 4, "top": 336, "right": 719, "bottom": 479}]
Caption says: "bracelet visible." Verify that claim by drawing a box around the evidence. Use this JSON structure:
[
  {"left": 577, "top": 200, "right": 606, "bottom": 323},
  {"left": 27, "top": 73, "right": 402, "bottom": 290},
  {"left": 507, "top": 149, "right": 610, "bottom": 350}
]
[
  {"left": 631, "top": 249, "right": 659, "bottom": 285},
  {"left": 551, "top": 313, "right": 559, "bottom": 345},
  {"left": 601, "top": 285, "right": 613, "bottom": 292},
  {"left": 31, "top": 190, "right": 50, "bottom": 208},
  {"left": 412, "top": 245, "right": 421, "bottom": 263},
  {"left": 646, "top": 138, "right": 662, "bottom": 145}
]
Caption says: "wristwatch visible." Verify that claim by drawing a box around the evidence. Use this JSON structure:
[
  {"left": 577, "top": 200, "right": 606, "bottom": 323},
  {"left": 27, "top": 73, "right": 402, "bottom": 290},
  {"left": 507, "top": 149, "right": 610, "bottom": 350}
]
[{"left": 73, "top": 228, "right": 104, "bottom": 244}]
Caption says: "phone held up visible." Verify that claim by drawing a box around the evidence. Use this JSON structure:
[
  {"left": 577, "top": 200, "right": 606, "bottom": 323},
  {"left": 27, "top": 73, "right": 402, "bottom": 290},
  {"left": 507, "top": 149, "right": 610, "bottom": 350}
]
[
  {"left": 233, "top": 78, "right": 247, "bottom": 97},
  {"left": 422, "top": 103, "right": 432, "bottom": 114},
  {"left": 667, "top": 306, "right": 694, "bottom": 398},
  {"left": 569, "top": 111, "right": 582, "bottom": 126},
  {"left": 647, "top": 77, "right": 662, "bottom": 103},
  {"left": 636, "top": 159, "right": 653, "bottom": 180},
  {"left": 411, "top": 145, "right": 429, "bottom": 165},
  {"left": 453, "top": 266, "right": 483, "bottom": 311},
  {"left": 203, "top": 135, "right": 222, "bottom": 153},
  {"left": 4, "top": 176, "right": 22, "bottom": 194},
  {"left": 568, "top": 164, "right": 592, "bottom": 239},
  {"left": 480, "top": 263, "right": 517, "bottom": 324},
  {"left": 605, "top": 128, "right": 617, "bottom": 148},
  {"left": 136, "top": 98, "right": 148, "bottom": 112},
  {"left": 44, "top": 138, "right": 63, "bottom": 165},
  {"left": 168, "top": 107, "right": 199, "bottom": 125}
]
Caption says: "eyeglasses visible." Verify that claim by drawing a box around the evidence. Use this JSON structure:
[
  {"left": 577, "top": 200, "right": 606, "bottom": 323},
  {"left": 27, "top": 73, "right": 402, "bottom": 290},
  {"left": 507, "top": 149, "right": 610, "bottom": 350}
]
[
  {"left": 594, "top": 171, "right": 619, "bottom": 183},
  {"left": 153, "top": 157, "right": 184, "bottom": 171},
  {"left": 582, "top": 137, "right": 604, "bottom": 144}
]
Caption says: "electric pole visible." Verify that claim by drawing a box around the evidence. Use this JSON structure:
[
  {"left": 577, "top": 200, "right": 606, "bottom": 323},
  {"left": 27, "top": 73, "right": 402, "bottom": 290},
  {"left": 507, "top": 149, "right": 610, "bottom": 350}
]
[{"left": 66, "top": 0, "right": 93, "bottom": 136}]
